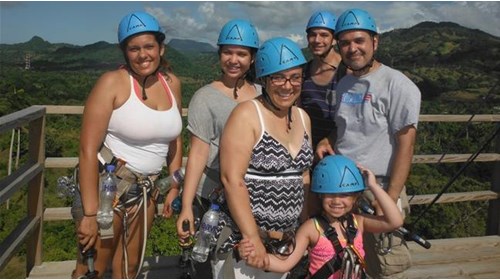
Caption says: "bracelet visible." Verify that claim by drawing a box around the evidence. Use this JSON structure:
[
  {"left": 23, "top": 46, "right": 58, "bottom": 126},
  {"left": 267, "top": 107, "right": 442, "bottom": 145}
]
[{"left": 84, "top": 213, "right": 97, "bottom": 217}]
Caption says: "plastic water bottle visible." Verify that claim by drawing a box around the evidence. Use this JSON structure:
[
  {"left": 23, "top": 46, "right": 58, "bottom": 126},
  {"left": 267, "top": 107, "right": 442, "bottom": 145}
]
[
  {"left": 156, "top": 168, "right": 184, "bottom": 195},
  {"left": 96, "top": 165, "right": 117, "bottom": 229},
  {"left": 191, "top": 203, "right": 220, "bottom": 263}
]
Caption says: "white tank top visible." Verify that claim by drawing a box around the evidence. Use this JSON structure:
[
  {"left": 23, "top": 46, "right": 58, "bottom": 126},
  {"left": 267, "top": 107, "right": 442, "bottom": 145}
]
[{"left": 104, "top": 73, "right": 182, "bottom": 174}]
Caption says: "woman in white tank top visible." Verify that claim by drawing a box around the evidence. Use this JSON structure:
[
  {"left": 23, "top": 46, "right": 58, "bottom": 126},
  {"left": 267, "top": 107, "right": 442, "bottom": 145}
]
[{"left": 73, "top": 11, "right": 183, "bottom": 279}]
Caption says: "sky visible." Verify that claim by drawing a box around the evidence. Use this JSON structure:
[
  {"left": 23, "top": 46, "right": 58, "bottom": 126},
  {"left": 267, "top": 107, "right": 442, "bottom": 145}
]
[{"left": 1, "top": 1, "right": 499, "bottom": 48}]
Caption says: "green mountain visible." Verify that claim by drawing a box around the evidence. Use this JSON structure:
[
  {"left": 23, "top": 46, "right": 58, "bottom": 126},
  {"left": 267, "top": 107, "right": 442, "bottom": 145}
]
[
  {"left": 1, "top": 21, "right": 499, "bottom": 105},
  {"left": 378, "top": 21, "right": 500, "bottom": 71},
  {"left": 0, "top": 36, "right": 217, "bottom": 72},
  {"left": 167, "top": 38, "right": 217, "bottom": 53},
  {"left": 376, "top": 21, "right": 500, "bottom": 101}
]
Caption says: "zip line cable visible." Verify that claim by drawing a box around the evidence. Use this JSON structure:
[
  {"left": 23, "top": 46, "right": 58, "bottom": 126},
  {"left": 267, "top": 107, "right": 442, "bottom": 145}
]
[
  {"left": 412, "top": 124, "right": 500, "bottom": 226},
  {"left": 408, "top": 80, "right": 499, "bottom": 205},
  {"left": 408, "top": 80, "right": 499, "bottom": 231}
]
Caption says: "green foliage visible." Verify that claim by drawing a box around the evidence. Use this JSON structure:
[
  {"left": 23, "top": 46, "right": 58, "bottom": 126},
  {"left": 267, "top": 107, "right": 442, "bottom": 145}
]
[
  {"left": 0, "top": 21, "right": 499, "bottom": 264},
  {"left": 147, "top": 217, "right": 182, "bottom": 257},
  {"left": 0, "top": 255, "right": 25, "bottom": 279},
  {"left": 43, "top": 221, "right": 78, "bottom": 261}
]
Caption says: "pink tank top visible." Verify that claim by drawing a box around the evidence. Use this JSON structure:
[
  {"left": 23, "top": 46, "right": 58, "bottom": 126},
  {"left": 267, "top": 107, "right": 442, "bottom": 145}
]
[{"left": 308, "top": 215, "right": 365, "bottom": 279}]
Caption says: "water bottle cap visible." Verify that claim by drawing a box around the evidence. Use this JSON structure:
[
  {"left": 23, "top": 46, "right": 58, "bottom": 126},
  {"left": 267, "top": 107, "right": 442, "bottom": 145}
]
[
  {"left": 173, "top": 169, "right": 184, "bottom": 183},
  {"left": 210, "top": 203, "right": 220, "bottom": 211},
  {"left": 106, "top": 164, "right": 115, "bottom": 173}
]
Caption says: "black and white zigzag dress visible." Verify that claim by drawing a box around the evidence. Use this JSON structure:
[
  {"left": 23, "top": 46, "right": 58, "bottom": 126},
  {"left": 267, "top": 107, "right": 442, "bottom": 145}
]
[{"left": 219, "top": 100, "right": 313, "bottom": 253}]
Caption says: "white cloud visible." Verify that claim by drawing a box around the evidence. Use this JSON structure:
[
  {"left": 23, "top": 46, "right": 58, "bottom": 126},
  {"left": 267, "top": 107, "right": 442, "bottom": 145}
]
[{"left": 146, "top": 1, "right": 500, "bottom": 48}]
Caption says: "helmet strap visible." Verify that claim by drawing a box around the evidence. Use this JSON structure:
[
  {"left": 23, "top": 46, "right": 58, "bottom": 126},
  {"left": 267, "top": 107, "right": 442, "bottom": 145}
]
[
  {"left": 232, "top": 71, "right": 249, "bottom": 99},
  {"left": 345, "top": 57, "right": 375, "bottom": 75},
  {"left": 262, "top": 87, "right": 293, "bottom": 131},
  {"left": 317, "top": 45, "right": 338, "bottom": 70},
  {"left": 141, "top": 74, "right": 152, "bottom": 100},
  {"left": 127, "top": 65, "right": 161, "bottom": 101}
]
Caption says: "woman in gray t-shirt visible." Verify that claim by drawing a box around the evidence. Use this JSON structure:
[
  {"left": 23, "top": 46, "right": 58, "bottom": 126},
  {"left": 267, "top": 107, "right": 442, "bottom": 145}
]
[{"left": 176, "top": 19, "right": 262, "bottom": 266}]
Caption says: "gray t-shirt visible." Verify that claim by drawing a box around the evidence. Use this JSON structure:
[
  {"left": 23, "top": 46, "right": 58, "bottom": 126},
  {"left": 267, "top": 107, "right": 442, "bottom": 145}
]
[
  {"left": 334, "top": 64, "right": 421, "bottom": 176},
  {"left": 187, "top": 83, "right": 262, "bottom": 198}
]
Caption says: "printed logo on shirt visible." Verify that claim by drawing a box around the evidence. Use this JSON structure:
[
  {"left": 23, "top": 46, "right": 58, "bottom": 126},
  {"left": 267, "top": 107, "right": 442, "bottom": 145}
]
[
  {"left": 341, "top": 92, "right": 364, "bottom": 105},
  {"left": 340, "top": 91, "right": 372, "bottom": 105}
]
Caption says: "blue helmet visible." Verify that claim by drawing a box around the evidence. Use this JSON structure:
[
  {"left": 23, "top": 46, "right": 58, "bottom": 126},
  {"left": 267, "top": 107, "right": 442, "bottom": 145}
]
[
  {"left": 335, "top": 8, "right": 377, "bottom": 39},
  {"left": 255, "top": 37, "right": 307, "bottom": 78},
  {"left": 306, "top": 10, "right": 337, "bottom": 32},
  {"left": 118, "top": 11, "right": 165, "bottom": 44},
  {"left": 217, "top": 19, "right": 259, "bottom": 49},
  {"left": 311, "top": 155, "right": 365, "bottom": 194}
]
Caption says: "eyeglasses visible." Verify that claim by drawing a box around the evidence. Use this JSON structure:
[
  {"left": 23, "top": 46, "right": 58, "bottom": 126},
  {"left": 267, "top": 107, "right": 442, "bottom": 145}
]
[{"left": 269, "top": 75, "right": 303, "bottom": 87}]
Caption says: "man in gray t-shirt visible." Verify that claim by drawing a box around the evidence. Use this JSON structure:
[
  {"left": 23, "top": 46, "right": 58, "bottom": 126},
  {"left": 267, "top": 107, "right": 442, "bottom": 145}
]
[{"left": 316, "top": 9, "right": 421, "bottom": 278}]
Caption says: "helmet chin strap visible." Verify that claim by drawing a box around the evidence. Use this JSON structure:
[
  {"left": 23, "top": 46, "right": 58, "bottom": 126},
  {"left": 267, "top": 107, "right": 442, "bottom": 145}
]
[
  {"left": 127, "top": 64, "right": 161, "bottom": 101},
  {"left": 220, "top": 69, "right": 247, "bottom": 99},
  {"left": 232, "top": 71, "right": 249, "bottom": 99},
  {"left": 344, "top": 40, "right": 377, "bottom": 75},
  {"left": 262, "top": 87, "right": 293, "bottom": 131},
  {"left": 318, "top": 45, "right": 337, "bottom": 70},
  {"left": 345, "top": 57, "right": 375, "bottom": 75}
]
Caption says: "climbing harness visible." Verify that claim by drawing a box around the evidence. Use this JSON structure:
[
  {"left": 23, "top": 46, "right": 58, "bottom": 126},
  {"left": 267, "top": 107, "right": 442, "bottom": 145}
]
[
  {"left": 310, "top": 214, "right": 367, "bottom": 279},
  {"left": 114, "top": 174, "right": 157, "bottom": 279},
  {"left": 69, "top": 144, "right": 162, "bottom": 279}
]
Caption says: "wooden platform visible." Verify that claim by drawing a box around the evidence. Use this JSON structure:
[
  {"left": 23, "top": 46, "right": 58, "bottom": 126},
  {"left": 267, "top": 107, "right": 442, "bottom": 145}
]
[
  {"left": 406, "top": 235, "right": 500, "bottom": 279},
  {"left": 28, "top": 235, "right": 500, "bottom": 279}
]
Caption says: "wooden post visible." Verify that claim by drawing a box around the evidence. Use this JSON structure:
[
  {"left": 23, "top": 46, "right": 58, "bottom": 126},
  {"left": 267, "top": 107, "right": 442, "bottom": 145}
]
[
  {"left": 487, "top": 123, "right": 500, "bottom": 235},
  {"left": 26, "top": 108, "right": 46, "bottom": 276}
]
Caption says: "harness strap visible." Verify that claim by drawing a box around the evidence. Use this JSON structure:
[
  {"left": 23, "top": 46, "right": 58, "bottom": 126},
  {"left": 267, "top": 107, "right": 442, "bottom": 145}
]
[
  {"left": 98, "top": 145, "right": 159, "bottom": 279},
  {"left": 214, "top": 226, "right": 236, "bottom": 279},
  {"left": 310, "top": 215, "right": 343, "bottom": 279},
  {"left": 310, "top": 214, "right": 358, "bottom": 279}
]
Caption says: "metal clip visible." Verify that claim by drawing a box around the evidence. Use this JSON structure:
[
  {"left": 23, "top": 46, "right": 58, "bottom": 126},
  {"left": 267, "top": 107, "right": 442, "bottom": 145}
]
[
  {"left": 208, "top": 188, "right": 225, "bottom": 205},
  {"left": 137, "top": 176, "right": 154, "bottom": 189},
  {"left": 378, "top": 232, "right": 393, "bottom": 254}
]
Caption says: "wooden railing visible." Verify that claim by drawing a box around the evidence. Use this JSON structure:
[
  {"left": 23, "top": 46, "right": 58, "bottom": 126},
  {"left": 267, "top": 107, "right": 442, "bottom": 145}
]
[
  {"left": 0, "top": 106, "right": 46, "bottom": 276},
  {"left": 1, "top": 105, "right": 499, "bottom": 277}
]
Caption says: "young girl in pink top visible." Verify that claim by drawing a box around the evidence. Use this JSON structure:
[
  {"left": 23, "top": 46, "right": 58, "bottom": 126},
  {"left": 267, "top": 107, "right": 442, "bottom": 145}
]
[{"left": 237, "top": 155, "right": 403, "bottom": 278}]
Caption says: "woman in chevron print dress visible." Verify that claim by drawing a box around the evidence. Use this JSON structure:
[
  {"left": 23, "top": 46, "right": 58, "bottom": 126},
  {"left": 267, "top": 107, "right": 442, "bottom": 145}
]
[{"left": 217, "top": 37, "right": 314, "bottom": 279}]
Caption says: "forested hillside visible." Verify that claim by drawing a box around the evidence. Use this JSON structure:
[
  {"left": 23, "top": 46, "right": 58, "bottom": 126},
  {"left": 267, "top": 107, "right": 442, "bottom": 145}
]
[{"left": 0, "top": 21, "right": 499, "bottom": 271}]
